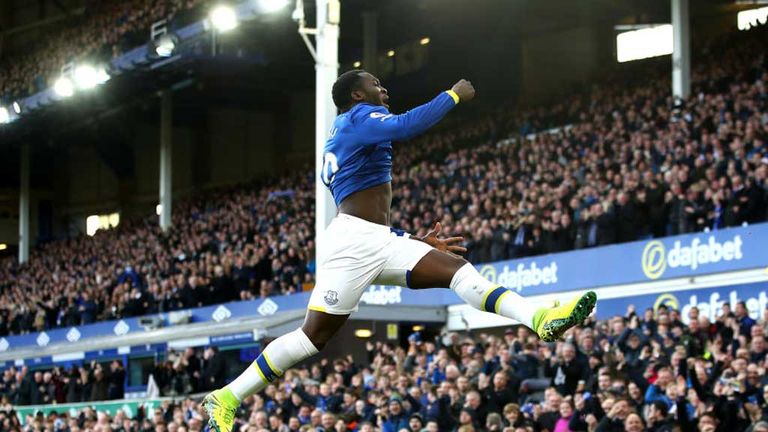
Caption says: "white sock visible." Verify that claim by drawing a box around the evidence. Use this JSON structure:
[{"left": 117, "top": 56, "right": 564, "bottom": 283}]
[
  {"left": 449, "top": 263, "right": 538, "bottom": 329},
  {"left": 226, "top": 328, "right": 319, "bottom": 401}
]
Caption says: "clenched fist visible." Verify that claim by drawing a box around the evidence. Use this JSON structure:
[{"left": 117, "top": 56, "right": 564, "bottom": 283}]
[{"left": 451, "top": 79, "right": 475, "bottom": 102}]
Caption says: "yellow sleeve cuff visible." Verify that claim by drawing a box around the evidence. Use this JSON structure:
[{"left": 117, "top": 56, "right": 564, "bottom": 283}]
[{"left": 446, "top": 90, "right": 460, "bottom": 104}]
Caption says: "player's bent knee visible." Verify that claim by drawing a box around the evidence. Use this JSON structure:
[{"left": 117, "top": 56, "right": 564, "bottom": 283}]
[
  {"left": 300, "top": 312, "right": 348, "bottom": 351},
  {"left": 299, "top": 325, "right": 324, "bottom": 350}
]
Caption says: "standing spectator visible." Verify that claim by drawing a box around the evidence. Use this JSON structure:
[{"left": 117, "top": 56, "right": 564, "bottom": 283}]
[
  {"left": 484, "top": 371, "right": 519, "bottom": 415},
  {"left": 90, "top": 366, "right": 109, "bottom": 402},
  {"left": 546, "top": 343, "right": 588, "bottom": 397},
  {"left": 108, "top": 361, "right": 125, "bottom": 400},
  {"left": 202, "top": 347, "right": 227, "bottom": 391},
  {"left": 646, "top": 400, "right": 674, "bottom": 432},
  {"left": 735, "top": 301, "right": 757, "bottom": 338}
]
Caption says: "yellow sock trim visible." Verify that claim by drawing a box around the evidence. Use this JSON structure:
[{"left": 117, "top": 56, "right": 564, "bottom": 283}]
[
  {"left": 253, "top": 361, "right": 268, "bottom": 383},
  {"left": 480, "top": 285, "right": 498, "bottom": 312},
  {"left": 494, "top": 290, "right": 511, "bottom": 314}
]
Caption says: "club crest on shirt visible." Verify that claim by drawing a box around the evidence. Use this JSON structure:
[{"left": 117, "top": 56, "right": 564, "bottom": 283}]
[{"left": 324, "top": 290, "right": 339, "bottom": 306}]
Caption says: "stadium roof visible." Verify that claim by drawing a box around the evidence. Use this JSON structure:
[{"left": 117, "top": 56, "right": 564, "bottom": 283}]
[{"left": 0, "top": 0, "right": 742, "bottom": 187}]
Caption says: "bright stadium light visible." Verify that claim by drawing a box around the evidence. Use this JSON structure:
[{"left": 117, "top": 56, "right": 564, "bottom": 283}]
[
  {"left": 257, "top": 0, "right": 289, "bottom": 13},
  {"left": 72, "top": 64, "right": 110, "bottom": 90},
  {"left": 0, "top": 107, "right": 10, "bottom": 124},
  {"left": 616, "top": 24, "right": 673, "bottom": 63},
  {"left": 353, "top": 61, "right": 361, "bottom": 68},
  {"left": 738, "top": 6, "right": 768, "bottom": 31},
  {"left": 73, "top": 65, "right": 99, "bottom": 90},
  {"left": 354, "top": 329, "right": 373, "bottom": 338},
  {"left": 420, "top": 37, "right": 430, "bottom": 45},
  {"left": 54, "top": 76, "right": 75, "bottom": 97},
  {"left": 95, "top": 66, "right": 110, "bottom": 84},
  {"left": 12, "top": 101, "right": 21, "bottom": 114},
  {"left": 155, "top": 34, "right": 177, "bottom": 57},
  {"left": 387, "top": 50, "right": 395, "bottom": 57},
  {"left": 0, "top": 244, "right": 7, "bottom": 251},
  {"left": 210, "top": 5, "right": 239, "bottom": 32}
]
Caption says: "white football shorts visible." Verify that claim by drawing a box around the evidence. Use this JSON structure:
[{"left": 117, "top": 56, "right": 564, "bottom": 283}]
[{"left": 307, "top": 213, "right": 434, "bottom": 315}]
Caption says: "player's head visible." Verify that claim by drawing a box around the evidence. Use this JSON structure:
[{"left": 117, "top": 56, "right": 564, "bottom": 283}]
[{"left": 332, "top": 69, "right": 389, "bottom": 112}]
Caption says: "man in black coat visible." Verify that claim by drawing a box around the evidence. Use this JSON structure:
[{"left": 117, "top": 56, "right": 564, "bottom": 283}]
[
  {"left": 483, "top": 371, "right": 520, "bottom": 415},
  {"left": 647, "top": 400, "right": 675, "bottom": 432},
  {"left": 593, "top": 203, "right": 616, "bottom": 246},
  {"left": 108, "top": 361, "right": 125, "bottom": 400},
  {"left": 202, "top": 347, "right": 227, "bottom": 391},
  {"left": 15, "top": 370, "right": 32, "bottom": 406},
  {"left": 30, "top": 372, "right": 44, "bottom": 405},
  {"left": 645, "top": 179, "right": 667, "bottom": 237},
  {"left": 615, "top": 192, "right": 638, "bottom": 243},
  {"left": 545, "top": 343, "right": 589, "bottom": 397}
]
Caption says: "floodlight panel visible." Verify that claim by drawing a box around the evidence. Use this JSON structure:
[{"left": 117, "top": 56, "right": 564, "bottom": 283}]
[
  {"left": 211, "top": 5, "right": 238, "bottom": 32},
  {"left": 616, "top": 24, "right": 673, "bottom": 63}
]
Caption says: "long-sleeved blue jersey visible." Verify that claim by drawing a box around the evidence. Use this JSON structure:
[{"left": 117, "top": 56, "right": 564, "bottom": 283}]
[{"left": 321, "top": 90, "right": 459, "bottom": 206}]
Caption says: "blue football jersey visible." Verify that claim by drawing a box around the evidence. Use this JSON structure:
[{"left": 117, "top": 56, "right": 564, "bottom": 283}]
[{"left": 321, "top": 91, "right": 459, "bottom": 206}]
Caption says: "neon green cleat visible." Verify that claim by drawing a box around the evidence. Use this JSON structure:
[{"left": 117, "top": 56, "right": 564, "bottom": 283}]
[
  {"left": 202, "top": 388, "right": 238, "bottom": 432},
  {"left": 534, "top": 291, "right": 597, "bottom": 342}
]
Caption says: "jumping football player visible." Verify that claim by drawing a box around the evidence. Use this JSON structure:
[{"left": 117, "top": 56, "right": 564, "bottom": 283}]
[{"left": 204, "top": 70, "right": 597, "bottom": 431}]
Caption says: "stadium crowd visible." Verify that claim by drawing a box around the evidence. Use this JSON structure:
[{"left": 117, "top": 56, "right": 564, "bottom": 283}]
[
  {"left": 0, "top": 0, "right": 206, "bottom": 103},
  {"left": 0, "top": 9, "right": 765, "bottom": 432},
  {"left": 0, "top": 346, "right": 229, "bottom": 406},
  {"left": 0, "top": 172, "right": 316, "bottom": 336},
  {"left": 389, "top": 29, "right": 768, "bottom": 263},
  {"left": 3, "top": 27, "right": 768, "bottom": 334},
  {"left": 1, "top": 301, "right": 767, "bottom": 432}
]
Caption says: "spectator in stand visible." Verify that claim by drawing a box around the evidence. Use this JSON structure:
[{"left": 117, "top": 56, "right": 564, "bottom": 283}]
[
  {"left": 0, "top": 172, "right": 316, "bottom": 336},
  {"left": 202, "top": 347, "right": 227, "bottom": 392},
  {"left": 1, "top": 297, "right": 767, "bottom": 431},
  {"left": 2, "top": 25, "right": 768, "bottom": 338}
]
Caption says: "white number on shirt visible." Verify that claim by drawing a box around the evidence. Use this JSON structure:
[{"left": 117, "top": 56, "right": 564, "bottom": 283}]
[{"left": 321, "top": 152, "right": 339, "bottom": 186}]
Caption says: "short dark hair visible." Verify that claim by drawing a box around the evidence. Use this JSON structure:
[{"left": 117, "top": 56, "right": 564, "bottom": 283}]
[
  {"left": 332, "top": 69, "right": 365, "bottom": 111},
  {"left": 651, "top": 400, "right": 669, "bottom": 417}
]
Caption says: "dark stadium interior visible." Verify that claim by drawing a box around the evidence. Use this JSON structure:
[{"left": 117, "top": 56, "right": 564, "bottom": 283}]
[{"left": 0, "top": 0, "right": 767, "bottom": 431}]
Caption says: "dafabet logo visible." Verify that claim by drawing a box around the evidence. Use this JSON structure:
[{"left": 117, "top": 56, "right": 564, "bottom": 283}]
[
  {"left": 479, "top": 261, "right": 558, "bottom": 292},
  {"left": 641, "top": 235, "right": 744, "bottom": 279}
]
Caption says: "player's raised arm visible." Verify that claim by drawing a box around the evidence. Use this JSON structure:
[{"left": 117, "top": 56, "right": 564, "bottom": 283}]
[{"left": 356, "top": 79, "right": 475, "bottom": 144}]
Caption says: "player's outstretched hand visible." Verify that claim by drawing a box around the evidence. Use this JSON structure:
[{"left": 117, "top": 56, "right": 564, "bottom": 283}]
[
  {"left": 452, "top": 79, "right": 475, "bottom": 102},
  {"left": 420, "top": 222, "right": 467, "bottom": 256}
]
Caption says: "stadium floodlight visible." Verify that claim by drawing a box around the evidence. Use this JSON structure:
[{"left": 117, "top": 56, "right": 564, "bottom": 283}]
[
  {"left": 0, "top": 244, "right": 7, "bottom": 251},
  {"left": 420, "top": 37, "right": 430, "bottom": 45},
  {"left": 73, "top": 65, "right": 100, "bottom": 90},
  {"left": 12, "top": 101, "right": 21, "bottom": 115},
  {"left": 387, "top": 50, "right": 395, "bottom": 57},
  {"left": 616, "top": 24, "right": 673, "bottom": 63},
  {"left": 0, "top": 107, "right": 10, "bottom": 124},
  {"left": 738, "top": 6, "right": 768, "bottom": 31},
  {"left": 54, "top": 76, "right": 75, "bottom": 97},
  {"left": 72, "top": 64, "right": 110, "bottom": 90},
  {"left": 353, "top": 61, "right": 361, "bottom": 68},
  {"left": 210, "top": 5, "right": 239, "bottom": 32},
  {"left": 354, "top": 329, "right": 373, "bottom": 338},
  {"left": 95, "top": 66, "right": 110, "bottom": 84},
  {"left": 257, "top": 0, "right": 289, "bottom": 13},
  {"left": 155, "top": 34, "right": 177, "bottom": 57}
]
